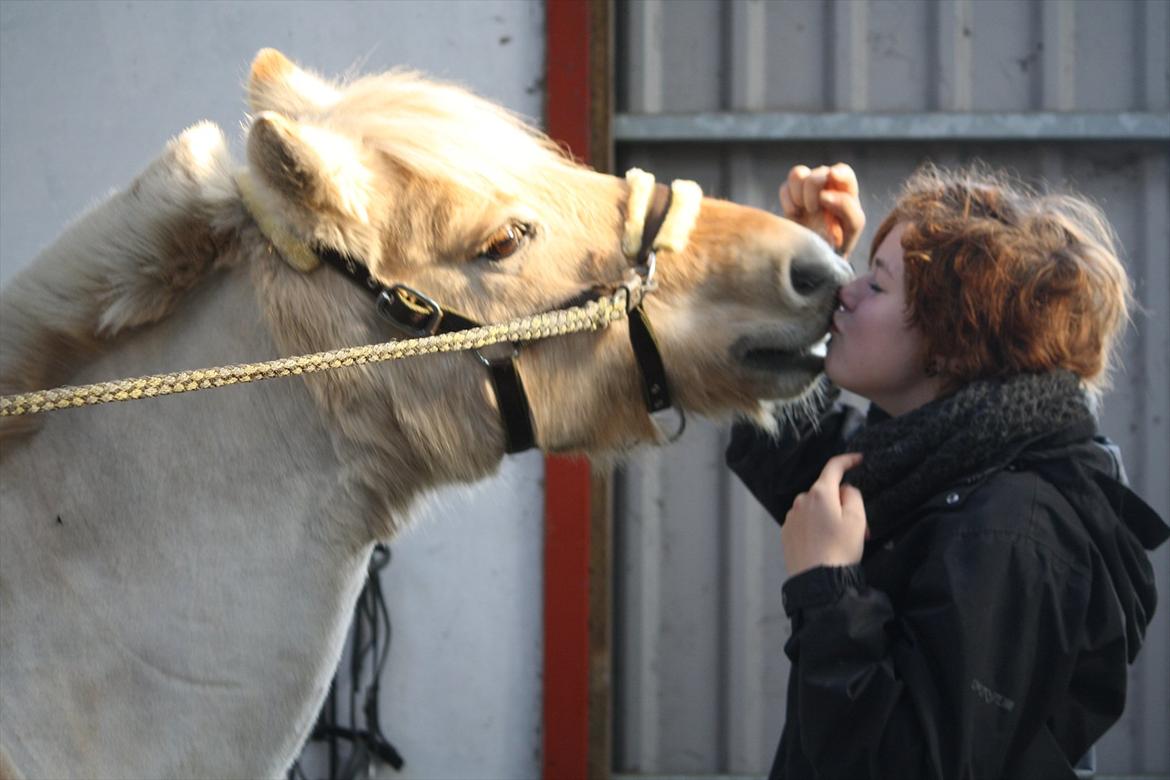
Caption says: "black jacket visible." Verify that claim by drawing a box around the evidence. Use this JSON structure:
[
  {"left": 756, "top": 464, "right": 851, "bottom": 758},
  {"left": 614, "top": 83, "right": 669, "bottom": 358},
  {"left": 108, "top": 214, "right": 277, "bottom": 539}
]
[{"left": 726, "top": 404, "right": 1169, "bottom": 780}]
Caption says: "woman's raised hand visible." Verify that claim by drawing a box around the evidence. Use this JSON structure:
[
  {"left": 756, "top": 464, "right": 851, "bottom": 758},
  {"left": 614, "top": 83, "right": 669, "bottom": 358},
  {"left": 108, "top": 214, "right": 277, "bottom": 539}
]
[{"left": 779, "top": 163, "right": 866, "bottom": 258}]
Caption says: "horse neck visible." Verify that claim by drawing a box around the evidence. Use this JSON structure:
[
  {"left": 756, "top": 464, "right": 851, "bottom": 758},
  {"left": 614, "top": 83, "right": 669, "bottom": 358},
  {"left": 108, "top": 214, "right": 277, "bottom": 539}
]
[{"left": 0, "top": 262, "right": 378, "bottom": 779}]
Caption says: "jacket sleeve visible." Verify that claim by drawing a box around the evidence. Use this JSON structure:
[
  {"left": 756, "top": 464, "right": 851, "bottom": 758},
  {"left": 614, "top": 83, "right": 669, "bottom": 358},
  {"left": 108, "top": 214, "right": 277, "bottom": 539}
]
[
  {"left": 780, "top": 511, "right": 1112, "bottom": 779},
  {"left": 725, "top": 400, "right": 866, "bottom": 524}
]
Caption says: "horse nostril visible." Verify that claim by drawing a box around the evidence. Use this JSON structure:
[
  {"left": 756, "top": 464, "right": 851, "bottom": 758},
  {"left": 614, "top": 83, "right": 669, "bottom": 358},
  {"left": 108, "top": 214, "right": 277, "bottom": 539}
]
[{"left": 790, "top": 261, "right": 829, "bottom": 297}]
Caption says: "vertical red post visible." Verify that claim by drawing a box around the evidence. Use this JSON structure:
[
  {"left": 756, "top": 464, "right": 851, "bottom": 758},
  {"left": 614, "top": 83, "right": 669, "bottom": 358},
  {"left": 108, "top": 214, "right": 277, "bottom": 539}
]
[
  {"left": 543, "top": 455, "right": 591, "bottom": 780},
  {"left": 544, "top": 2, "right": 594, "bottom": 779}
]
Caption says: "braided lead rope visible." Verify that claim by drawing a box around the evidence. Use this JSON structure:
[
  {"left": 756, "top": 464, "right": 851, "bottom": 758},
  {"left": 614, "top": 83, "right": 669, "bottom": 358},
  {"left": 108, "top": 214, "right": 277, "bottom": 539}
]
[{"left": 0, "top": 289, "right": 632, "bottom": 418}]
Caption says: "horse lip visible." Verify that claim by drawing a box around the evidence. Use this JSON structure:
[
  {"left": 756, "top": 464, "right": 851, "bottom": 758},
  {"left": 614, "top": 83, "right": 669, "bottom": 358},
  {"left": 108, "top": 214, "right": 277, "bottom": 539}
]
[
  {"left": 742, "top": 349, "right": 825, "bottom": 374},
  {"left": 731, "top": 335, "right": 825, "bottom": 374}
]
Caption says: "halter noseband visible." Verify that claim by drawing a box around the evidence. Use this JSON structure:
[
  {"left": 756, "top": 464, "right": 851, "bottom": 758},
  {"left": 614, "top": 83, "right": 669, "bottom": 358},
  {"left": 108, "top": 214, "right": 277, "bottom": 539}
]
[{"left": 237, "top": 169, "right": 699, "bottom": 454}]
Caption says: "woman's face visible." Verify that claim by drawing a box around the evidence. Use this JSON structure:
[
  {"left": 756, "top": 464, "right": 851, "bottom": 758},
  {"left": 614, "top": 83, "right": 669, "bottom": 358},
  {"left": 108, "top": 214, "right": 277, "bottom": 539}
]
[{"left": 825, "top": 222, "right": 943, "bottom": 416}]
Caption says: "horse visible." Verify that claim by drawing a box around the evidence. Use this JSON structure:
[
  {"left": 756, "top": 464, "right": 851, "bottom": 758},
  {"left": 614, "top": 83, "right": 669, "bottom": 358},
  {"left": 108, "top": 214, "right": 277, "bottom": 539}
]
[{"left": 0, "top": 49, "right": 848, "bottom": 779}]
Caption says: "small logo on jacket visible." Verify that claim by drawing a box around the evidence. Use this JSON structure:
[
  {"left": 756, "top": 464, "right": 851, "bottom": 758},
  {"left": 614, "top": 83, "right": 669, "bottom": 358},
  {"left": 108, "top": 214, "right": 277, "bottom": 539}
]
[{"left": 971, "top": 678, "right": 1015, "bottom": 711}]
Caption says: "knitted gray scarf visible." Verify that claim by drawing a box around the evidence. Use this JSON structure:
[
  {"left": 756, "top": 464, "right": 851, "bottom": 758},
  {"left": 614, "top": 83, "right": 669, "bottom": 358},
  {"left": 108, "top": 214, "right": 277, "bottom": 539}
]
[{"left": 845, "top": 371, "right": 1093, "bottom": 535}]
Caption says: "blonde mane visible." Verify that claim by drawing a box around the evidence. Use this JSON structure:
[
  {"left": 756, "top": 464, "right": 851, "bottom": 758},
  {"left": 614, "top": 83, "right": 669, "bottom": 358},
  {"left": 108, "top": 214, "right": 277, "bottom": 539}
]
[{"left": 323, "top": 71, "right": 583, "bottom": 201}]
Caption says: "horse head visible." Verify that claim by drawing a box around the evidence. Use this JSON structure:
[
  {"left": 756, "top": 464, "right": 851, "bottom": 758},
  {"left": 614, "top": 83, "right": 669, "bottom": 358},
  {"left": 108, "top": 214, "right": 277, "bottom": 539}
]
[{"left": 241, "top": 49, "right": 849, "bottom": 512}]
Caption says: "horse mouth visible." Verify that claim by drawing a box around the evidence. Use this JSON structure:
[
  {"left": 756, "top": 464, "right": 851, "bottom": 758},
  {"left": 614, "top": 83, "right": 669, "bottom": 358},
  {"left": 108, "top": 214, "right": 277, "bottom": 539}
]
[
  {"left": 739, "top": 348, "right": 824, "bottom": 374},
  {"left": 732, "top": 335, "right": 827, "bottom": 375}
]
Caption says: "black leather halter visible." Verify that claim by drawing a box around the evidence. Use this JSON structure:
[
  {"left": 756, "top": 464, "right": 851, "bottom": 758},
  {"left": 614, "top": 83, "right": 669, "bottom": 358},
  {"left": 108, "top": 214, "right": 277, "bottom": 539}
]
[{"left": 315, "top": 183, "right": 681, "bottom": 454}]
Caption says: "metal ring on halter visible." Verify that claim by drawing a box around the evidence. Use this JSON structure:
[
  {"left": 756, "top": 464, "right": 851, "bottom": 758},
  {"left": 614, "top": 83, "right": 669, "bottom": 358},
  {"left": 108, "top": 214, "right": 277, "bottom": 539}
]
[
  {"left": 635, "top": 249, "right": 658, "bottom": 290},
  {"left": 651, "top": 406, "right": 687, "bottom": 443},
  {"left": 617, "top": 278, "right": 642, "bottom": 314},
  {"left": 475, "top": 340, "right": 520, "bottom": 367}
]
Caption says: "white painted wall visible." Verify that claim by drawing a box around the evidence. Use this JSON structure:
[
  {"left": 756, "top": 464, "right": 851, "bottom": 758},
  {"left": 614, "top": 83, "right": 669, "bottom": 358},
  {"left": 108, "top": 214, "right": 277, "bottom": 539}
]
[{"left": 0, "top": 2, "right": 546, "bottom": 778}]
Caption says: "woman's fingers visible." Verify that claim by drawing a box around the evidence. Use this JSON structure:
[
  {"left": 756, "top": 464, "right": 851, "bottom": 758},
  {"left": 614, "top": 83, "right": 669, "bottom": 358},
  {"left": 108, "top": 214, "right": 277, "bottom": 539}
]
[
  {"left": 780, "top": 164, "right": 863, "bottom": 250},
  {"left": 780, "top": 163, "right": 866, "bottom": 254},
  {"left": 800, "top": 165, "right": 830, "bottom": 214},
  {"left": 779, "top": 182, "right": 799, "bottom": 219},
  {"left": 826, "top": 163, "right": 860, "bottom": 196},
  {"left": 819, "top": 190, "right": 866, "bottom": 254},
  {"left": 782, "top": 165, "right": 811, "bottom": 218},
  {"left": 819, "top": 190, "right": 864, "bottom": 228},
  {"left": 818, "top": 191, "right": 845, "bottom": 248},
  {"left": 822, "top": 210, "right": 844, "bottom": 251},
  {"left": 815, "top": 452, "right": 864, "bottom": 491}
]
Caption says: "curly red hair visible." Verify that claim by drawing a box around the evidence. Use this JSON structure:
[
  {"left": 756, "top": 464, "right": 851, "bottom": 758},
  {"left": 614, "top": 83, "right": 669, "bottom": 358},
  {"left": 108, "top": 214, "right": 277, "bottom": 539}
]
[{"left": 871, "top": 164, "right": 1132, "bottom": 394}]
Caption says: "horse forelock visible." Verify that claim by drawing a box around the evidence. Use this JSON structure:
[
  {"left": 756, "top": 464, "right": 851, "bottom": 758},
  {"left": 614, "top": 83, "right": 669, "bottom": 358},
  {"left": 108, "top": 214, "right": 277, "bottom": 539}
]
[{"left": 326, "top": 72, "right": 582, "bottom": 205}]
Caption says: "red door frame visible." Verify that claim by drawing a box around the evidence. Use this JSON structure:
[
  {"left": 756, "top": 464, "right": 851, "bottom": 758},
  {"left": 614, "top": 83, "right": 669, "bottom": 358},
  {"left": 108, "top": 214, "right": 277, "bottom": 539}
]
[{"left": 543, "top": 2, "right": 609, "bottom": 779}]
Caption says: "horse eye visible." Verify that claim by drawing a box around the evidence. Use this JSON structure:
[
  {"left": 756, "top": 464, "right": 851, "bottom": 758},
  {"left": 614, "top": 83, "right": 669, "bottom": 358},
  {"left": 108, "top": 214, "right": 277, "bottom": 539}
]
[{"left": 478, "top": 223, "right": 529, "bottom": 262}]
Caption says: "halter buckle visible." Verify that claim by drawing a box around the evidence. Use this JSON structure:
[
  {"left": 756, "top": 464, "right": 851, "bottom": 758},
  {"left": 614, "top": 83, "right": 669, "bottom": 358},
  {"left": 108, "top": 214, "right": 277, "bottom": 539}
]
[{"left": 377, "top": 285, "right": 443, "bottom": 338}]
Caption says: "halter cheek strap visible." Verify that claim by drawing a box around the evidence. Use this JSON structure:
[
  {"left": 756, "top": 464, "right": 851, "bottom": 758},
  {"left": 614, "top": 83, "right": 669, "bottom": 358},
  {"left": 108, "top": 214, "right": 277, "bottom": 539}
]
[
  {"left": 620, "top": 169, "right": 702, "bottom": 442},
  {"left": 624, "top": 177, "right": 682, "bottom": 440}
]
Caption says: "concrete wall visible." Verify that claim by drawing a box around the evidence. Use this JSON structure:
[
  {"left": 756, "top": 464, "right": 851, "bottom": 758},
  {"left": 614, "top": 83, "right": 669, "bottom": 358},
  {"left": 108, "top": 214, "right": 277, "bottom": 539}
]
[{"left": 0, "top": 3, "right": 545, "bottom": 778}]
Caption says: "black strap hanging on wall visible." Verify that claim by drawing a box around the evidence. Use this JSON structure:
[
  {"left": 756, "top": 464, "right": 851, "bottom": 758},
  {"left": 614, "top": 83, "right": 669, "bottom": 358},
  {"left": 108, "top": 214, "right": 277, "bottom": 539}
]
[{"left": 288, "top": 543, "right": 405, "bottom": 780}]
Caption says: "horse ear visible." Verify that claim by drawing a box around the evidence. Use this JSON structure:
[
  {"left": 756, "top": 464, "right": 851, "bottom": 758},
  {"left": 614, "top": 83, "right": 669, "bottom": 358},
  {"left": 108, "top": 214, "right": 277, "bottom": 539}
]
[
  {"left": 247, "top": 111, "right": 371, "bottom": 223},
  {"left": 248, "top": 48, "right": 341, "bottom": 116}
]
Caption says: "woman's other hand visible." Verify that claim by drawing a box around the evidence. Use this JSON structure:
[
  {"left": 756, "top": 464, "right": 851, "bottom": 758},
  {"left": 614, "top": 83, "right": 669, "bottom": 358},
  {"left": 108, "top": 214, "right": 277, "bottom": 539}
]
[
  {"left": 780, "top": 163, "right": 866, "bottom": 258},
  {"left": 782, "top": 452, "right": 867, "bottom": 577}
]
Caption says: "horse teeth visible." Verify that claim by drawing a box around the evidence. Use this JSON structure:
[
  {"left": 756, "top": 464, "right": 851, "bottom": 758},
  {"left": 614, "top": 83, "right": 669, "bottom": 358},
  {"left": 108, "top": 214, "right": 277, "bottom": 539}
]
[{"left": 809, "top": 334, "right": 829, "bottom": 358}]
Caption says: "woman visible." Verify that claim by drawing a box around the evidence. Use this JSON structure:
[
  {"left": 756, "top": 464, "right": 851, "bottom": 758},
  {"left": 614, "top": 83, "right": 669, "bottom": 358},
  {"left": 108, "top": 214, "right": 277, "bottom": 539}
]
[{"left": 727, "top": 163, "right": 1169, "bottom": 779}]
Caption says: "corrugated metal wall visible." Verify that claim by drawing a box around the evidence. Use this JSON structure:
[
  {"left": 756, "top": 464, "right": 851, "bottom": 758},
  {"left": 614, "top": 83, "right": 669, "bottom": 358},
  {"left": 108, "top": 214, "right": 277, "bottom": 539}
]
[{"left": 612, "top": 0, "right": 1169, "bottom": 776}]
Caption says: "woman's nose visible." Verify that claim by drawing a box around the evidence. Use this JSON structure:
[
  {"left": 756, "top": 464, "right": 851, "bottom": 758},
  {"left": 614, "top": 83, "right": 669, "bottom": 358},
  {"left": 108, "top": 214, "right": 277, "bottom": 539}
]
[{"left": 837, "top": 278, "right": 861, "bottom": 310}]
